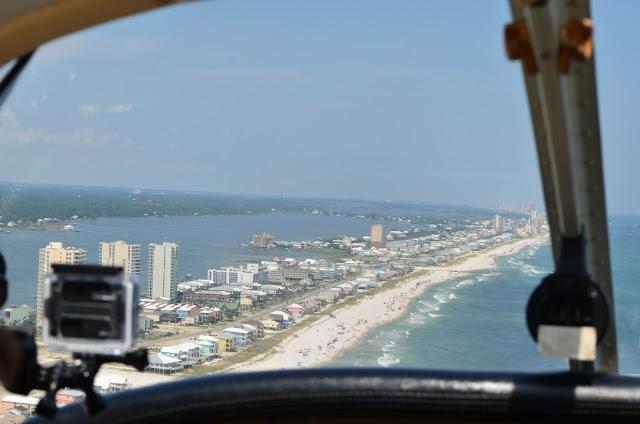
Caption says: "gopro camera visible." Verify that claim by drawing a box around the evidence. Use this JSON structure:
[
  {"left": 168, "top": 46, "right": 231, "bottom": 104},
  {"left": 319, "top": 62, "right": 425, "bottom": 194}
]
[{"left": 42, "top": 265, "right": 139, "bottom": 355}]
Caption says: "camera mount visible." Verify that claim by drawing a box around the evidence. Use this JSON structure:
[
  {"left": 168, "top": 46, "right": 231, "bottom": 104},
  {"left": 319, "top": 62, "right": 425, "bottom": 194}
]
[
  {"left": 34, "top": 348, "right": 149, "bottom": 417},
  {"left": 0, "top": 252, "right": 149, "bottom": 418}
]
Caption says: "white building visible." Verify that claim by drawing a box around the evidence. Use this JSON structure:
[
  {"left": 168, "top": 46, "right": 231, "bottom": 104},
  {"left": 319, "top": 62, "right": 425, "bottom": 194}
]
[
  {"left": 147, "top": 354, "right": 183, "bottom": 375},
  {"left": 94, "top": 374, "right": 131, "bottom": 393},
  {"left": 207, "top": 264, "right": 267, "bottom": 286},
  {"left": 147, "top": 242, "right": 179, "bottom": 302},
  {"left": 160, "top": 343, "right": 204, "bottom": 367},
  {"left": 37, "top": 242, "right": 86, "bottom": 329}
]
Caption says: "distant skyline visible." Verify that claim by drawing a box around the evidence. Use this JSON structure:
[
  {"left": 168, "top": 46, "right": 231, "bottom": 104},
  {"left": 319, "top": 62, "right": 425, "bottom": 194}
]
[{"left": 0, "top": 0, "right": 638, "bottom": 213}]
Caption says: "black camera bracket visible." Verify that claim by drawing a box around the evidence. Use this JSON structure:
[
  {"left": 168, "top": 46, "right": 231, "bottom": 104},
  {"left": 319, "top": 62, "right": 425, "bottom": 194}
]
[
  {"left": 33, "top": 348, "right": 149, "bottom": 418},
  {"left": 0, "top": 252, "right": 149, "bottom": 418}
]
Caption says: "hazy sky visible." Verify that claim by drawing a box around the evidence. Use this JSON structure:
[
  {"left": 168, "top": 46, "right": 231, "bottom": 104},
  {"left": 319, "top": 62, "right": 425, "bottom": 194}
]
[{"left": 0, "top": 0, "right": 637, "bottom": 213}]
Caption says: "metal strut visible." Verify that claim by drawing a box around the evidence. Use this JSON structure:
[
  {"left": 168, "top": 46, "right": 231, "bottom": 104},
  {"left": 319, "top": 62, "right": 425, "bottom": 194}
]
[
  {"left": 506, "top": 0, "right": 618, "bottom": 372},
  {"left": 0, "top": 50, "right": 35, "bottom": 109}
]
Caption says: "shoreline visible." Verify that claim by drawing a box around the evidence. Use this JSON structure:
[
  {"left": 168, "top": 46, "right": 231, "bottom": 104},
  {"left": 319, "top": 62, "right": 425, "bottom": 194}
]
[
  {"left": 237, "top": 234, "right": 550, "bottom": 372},
  {"left": 21, "top": 234, "right": 549, "bottom": 391}
]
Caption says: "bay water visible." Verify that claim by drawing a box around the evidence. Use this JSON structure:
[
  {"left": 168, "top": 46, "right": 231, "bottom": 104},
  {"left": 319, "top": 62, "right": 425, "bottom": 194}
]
[{"left": 0, "top": 213, "right": 391, "bottom": 307}]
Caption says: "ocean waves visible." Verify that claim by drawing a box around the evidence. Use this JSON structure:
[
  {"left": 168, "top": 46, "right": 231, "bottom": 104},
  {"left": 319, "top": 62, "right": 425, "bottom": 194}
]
[
  {"left": 377, "top": 353, "right": 400, "bottom": 367},
  {"left": 367, "top": 328, "right": 408, "bottom": 368},
  {"left": 334, "top": 241, "right": 556, "bottom": 370},
  {"left": 370, "top": 252, "right": 544, "bottom": 368},
  {"left": 417, "top": 300, "right": 440, "bottom": 313},
  {"left": 477, "top": 272, "right": 499, "bottom": 282},
  {"left": 454, "top": 279, "right": 475, "bottom": 289},
  {"left": 507, "top": 257, "right": 546, "bottom": 277},
  {"left": 433, "top": 292, "right": 450, "bottom": 304}
]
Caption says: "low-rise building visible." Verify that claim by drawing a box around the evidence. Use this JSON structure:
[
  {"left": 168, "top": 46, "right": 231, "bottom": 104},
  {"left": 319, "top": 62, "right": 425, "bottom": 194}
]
[
  {"left": 2, "top": 304, "right": 35, "bottom": 327},
  {"left": 0, "top": 395, "right": 39, "bottom": 415},
  {"left": 56, "top": 389, "right": 85, "bottom": 407},
  {"left": 196, "top": 335, "right": 219, "bottom": 357},
  {"left": 287, "top": 303, "right": 304, "bottom": 317},
  {"left": 177, "top": 304, "right": 200, "bottom": 323},
  {"left": 217, "top": 334, "right": 237, "bottom": 352},
  {"left": 160, "top": 343, "right": 205, "bottom": 367},
  {"left": 94, "top": 374, "right": 131, "bottom": 393},
  {"left": 259, "top": 284, "right": 285, "bottom": 296},
  {"left": 241, "top": 323, "right": 258, "bottom": 341},
  {"left": 242, "top": 319, "right": 265, "bottom": 338},
  {"left": 270, "top": 311, "right": 292, "bottom": 328},
  {"left": 198, "top": 307, "right": 221, "bottom": 323},
  {"left": 223, "top": 327, "right": 251, "bottom": 347},
  {"left": 318, "top": 290, "right": 340, "bottom": 303},
  {"left": 147, "top": 354, "right": 184, "bottom": 375},
  {"left": 158, "top": 304, "right": 180, "bottom": 322},
  {"left": 181, "top": 290, "right": 232, "bottom": 306},
  {"left": 240, "top": 297, "right": 255, "bottom": 308},
  {"left": 267, "top": 267, "right": 308, "bottom": 283},
  {"left": 337, "top": 283, "right": 357, "bottom": 294},
  {"left": 208, "top": 265, "right": 268, "bottom": 286},
  {"left": 261, "top": 318, "right": 280, "bottom": 330}
]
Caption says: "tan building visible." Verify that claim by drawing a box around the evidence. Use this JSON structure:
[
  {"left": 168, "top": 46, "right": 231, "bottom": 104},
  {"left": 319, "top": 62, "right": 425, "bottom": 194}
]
[
  {"left": 99, "top": 240, "right": 141, "bottom": 279},
  {"left": 261, "top": 318, "right": 280, "bottom": 330},
  {"left": 37, "top": 242, "right": 86, "bottom": 330},
  {"left": 370, "top": 224, "right": 387, "bottom": 248},
  {"left": 240, "top": 297, "right": 255, "bottom": 308}
]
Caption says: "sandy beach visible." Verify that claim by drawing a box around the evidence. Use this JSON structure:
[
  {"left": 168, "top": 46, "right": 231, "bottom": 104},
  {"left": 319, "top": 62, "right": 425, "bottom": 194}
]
[{"left": 240, "top": 234, "right": 549, "bottom": 371}]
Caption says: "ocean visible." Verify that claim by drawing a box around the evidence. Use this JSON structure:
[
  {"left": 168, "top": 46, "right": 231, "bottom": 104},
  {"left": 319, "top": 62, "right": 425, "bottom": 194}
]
[{"left": 332, "top": 215, "right": 640, "bottom": 374}]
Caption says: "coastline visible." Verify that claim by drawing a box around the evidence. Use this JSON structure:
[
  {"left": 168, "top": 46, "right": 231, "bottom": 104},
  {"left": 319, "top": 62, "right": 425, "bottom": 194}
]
[
  {"left": 19, "top": 234, "right": 550, "bottom": 392},
  {"left": 237, "top": 234, "right": 550, "bottom": 372}
]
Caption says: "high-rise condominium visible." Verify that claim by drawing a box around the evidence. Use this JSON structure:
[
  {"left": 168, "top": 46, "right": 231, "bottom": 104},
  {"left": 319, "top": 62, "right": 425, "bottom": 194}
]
[
  {"left": 37, "top": 242, "right": 86, "bottom": 328},
  {"left": 495, "top": 214, "right": 503, "bottom": 232},
  {"left": 370, "top": 224, "right": 388, "bottom": 248},
  {"left": 147, "top": 242, "right": 179, "bottom": 302},
  {"left": 99, "top": 240, "right": 141, "bottom": 279}
]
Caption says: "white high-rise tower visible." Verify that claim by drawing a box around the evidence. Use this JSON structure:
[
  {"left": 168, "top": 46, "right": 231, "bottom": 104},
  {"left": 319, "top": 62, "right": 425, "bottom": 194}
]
[{"left": 147, "top": 242, "right": 179, "bottom": 302}]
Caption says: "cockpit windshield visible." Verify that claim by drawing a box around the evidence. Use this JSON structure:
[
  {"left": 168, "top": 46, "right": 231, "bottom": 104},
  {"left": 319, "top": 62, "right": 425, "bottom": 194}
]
[{"left": 0, "top": 0, "right": 638, "bottom": 408}]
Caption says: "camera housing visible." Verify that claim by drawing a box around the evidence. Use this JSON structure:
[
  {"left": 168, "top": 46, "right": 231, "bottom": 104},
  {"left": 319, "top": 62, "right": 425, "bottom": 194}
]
[{"left": 42, "top": 265, "right": 139, "bottom": 355}]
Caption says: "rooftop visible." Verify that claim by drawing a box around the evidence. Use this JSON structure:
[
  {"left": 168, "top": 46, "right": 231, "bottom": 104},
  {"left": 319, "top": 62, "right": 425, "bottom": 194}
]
[{"left": 224, "top": 327, "right": 249, "bottom": 334}]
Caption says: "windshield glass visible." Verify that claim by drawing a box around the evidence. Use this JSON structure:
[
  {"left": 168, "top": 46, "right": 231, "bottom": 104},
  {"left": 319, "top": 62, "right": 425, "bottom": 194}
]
[{"left": 0, "top": 0, "right": 638, "bottom": 399}]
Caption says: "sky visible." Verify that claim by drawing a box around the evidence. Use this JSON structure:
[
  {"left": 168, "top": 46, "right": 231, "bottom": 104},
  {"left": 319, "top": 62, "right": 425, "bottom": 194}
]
[{"left": 0, "top": 0, "right": 637, "bottom": 213}]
